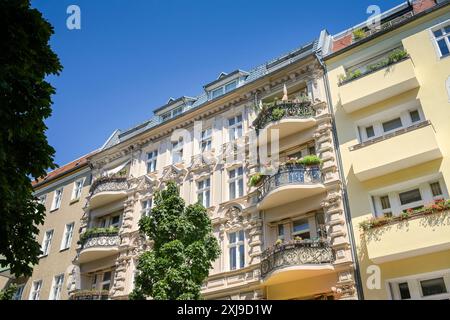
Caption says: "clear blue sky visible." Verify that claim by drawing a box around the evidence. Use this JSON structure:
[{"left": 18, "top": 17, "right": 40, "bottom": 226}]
[{"left": 32, "top": 0, "right": 404, "bottom": 167}]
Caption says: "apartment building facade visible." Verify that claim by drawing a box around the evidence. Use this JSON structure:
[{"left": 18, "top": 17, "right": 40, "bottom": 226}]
[
  {"left": 66, "top": 41, "right": 359, "bottom": 300},
  {"left": 0, "top": 155, "right": 93, "bottom": 300},
  {"left": 323, "top": 0, "right": 450, "bottom": 300}
]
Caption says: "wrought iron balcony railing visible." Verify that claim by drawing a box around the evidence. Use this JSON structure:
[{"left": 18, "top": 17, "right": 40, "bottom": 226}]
[
  {"left": 252, "top": 100, "right": 315, "bottom": 131},
  {"left": 79, "top": 230, "right": 120, "bottom": 251},
  {"left": 260, "top": 240, "right": 334, "bottom": 278},
  {"left": 258, "top": 165, "right": 322, "bottom": 202},
  {"left": 90, "top": 176, "right": 128, "bottom": 196},
  {"left": 69, "top": 290, "right": 109, "bottom": 300}
]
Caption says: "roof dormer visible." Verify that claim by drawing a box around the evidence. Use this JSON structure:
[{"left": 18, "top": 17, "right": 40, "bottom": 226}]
[
  {"left": 204, "top": 70, "right": 249, "bottom": 101},
  {"left": 154, "top": 96, "right": 197, "bottom": 122}
]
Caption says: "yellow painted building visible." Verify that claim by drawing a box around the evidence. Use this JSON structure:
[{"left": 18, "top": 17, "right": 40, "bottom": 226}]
[{"left": 324, "top": 0, "right": 450, "bottom": 300}]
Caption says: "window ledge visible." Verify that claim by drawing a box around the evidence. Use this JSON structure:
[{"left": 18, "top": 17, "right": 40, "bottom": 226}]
[
  {"left": 349, "top": 120, "right": 431, "bottom": 151},
  {"left": 69, "top": 198, "right": 80, "bottom": 205},
  {"left": 59, "top": 247, "right": 70, "bottom": 253}
]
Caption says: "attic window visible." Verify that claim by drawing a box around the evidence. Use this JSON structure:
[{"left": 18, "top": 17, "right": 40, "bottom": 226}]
[
  {"left": 211, "top": 80, "right": 237, "bottom": 99},
  {"left": 161, "top": 106, "right": 183, "bottom": 122}
]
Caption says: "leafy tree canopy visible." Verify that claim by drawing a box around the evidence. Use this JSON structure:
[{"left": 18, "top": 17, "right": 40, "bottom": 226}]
[
  {"left": 0, "top": 0, "right": 62, "bottom": 277},
  {"left": 130, "top": 182, "right": 220, "bottom": 300}
]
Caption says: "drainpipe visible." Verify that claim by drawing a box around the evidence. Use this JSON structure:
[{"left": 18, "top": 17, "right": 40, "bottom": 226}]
[{"left": 315, "top": 52, "right": 365, "bottom": 300}]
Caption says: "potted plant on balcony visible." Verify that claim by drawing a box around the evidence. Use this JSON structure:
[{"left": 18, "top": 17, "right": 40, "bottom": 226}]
[
  {"left": 297, "top": 155, "right": 322, "bottom": 167},
  {"left": 275, "top": 239, "right": 283, "bottom": 246},
  {"left": 248, "top": 173, "right": 263, "bottom": 187},
  {"left": 270, "top": 108, "right": 285, "bottom": 122}
]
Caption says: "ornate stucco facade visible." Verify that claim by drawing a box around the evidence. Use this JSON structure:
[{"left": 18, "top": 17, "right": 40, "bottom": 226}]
[{"left": 66, "top": 43, "right": 358, "bottom": 300}]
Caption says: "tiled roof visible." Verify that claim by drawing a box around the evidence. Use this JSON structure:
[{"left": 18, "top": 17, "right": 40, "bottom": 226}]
[
  {"left": 32, "top": 152, "right": 96, "bottom": 188},
  {"left": 102, "top": 39, "right": 319, "bottom": 150}
]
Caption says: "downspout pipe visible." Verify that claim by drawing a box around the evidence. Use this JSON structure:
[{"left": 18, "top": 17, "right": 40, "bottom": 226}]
[{"left": 315, "top": 52, "right": 365, "bottom": 300}]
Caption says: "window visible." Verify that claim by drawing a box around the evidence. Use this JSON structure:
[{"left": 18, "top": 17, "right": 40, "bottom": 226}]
[
  {"left": 50, "top": 274, "right": 64, "bottom": 300},
  {"left": 38, "top": 195, "right": 47, "bottom": 206},
  {"left": 141, "top": 199, "right": 152, "bottom": 217},
  {"left": 172, "top": 106, "right": 183, "bottom": 117},
  {"left": 12, "top": 285, "right": 24, "bottom": 300},
  {"left": 71, "top": 179, "right": 84, "bottom": 200},
  {"left": 146, "top": 150, "right": 158, "bottom": 173},
  {"left": 421, "top": 278, "right": 447, "bottom": 297},
  {"left": 161, "top": 107, "right": 184, "bottom": 122},
  {"left": 277, "top": 224, "right": 285, "bottom": 240},
  {"left": 399, "top": 189, "right": 422, "bottom": 206},
  {"left": 292, "top": 219, "right": 310, "bottom": 240},
  {"left": 389, "top": 270, "right": 450, "bottom": 300},
  {"left": 430, "top": 182, "right": 443, "bottom": 198},
  {"left": 101, "top": 271, "right": 112, "bottom": 290},
  {"left": 211, "top": 81, "right": 237, "bottom": 99},
  {"left": 433, "top": 23, "right": 450, "bottom": 57},
  {"left": 172, "top": 139, "right": 183, "bottom": 164},
  {"left": 41, "top": 230, "right": 54, "bottom": 256},
  {"left": 197, "top": 178, "right": 211, "bottom": 208},
  {"left": 398, "top": 282, "right": 411, "bottom": 300},
  {"left": 410, "top": 110, "right": 421, "bottom": 123},
  {"left": 110, "top": 216, "right": 120, "bottom": 228},
  {"left": 60, "top": 223, "right": 74, "bottom": 250},
  {"left": 379, "top": 195, "right": 392, "bottom": 217},
  {"left": 200, "top": 128, "right": 212, "bottom": 152},
  {"left": 366, "top": 126, "right": 375, "bottom": 139},
  {"left": 382, "top": 118, "right": 403, "bottom": 133},
  {"left": 29, "top": 280, "right": 42, "bottom": 300},
  {"left": 228, "top": 167, "right": 244, "bottom": 200},
  {"left": 229, "top": 230, "right": 245, "bottom": 270},
  {"left": 51, "top": 188, "right": 63, "bottom": 210},
  {"left": 228, "top": 115, "right": 243, "bottom": 141},
  {"left": 91, "top": 274, "right": 98, "bottom": 289}
]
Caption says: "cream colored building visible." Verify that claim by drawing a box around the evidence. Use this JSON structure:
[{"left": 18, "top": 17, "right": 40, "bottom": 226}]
[
  {"left": 68, "top": 41, "right": 359, "bottom": 300},
  {"left": 323, "top": 0, "right": 450, "bottom": 300},
  {"left": 0, "top": 154, "right": 93, "bottom": 300}
]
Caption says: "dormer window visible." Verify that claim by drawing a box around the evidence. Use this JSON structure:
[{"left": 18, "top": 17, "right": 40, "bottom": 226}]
[
  {"left": 211, "top": 80, "right": 237, "bottom": 99},
  {"left": 155, "top": 97, "right": 196, "bottom": 123},
  {"left": 161, "top": 106, "right": 183, "bottom": 122}
]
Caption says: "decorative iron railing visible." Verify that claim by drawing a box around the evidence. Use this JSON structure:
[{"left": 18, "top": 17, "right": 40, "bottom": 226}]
[
  {"left": 69, "top": 290, "right": 109, "bottom": 300},
  {"left": 260, "top": 240, "right": 334, "bottom": 278},
  {"left": 80, "top": 232, "right": 120, "bottom": 251},
  {"left": 253, "top": 100, "right": 315, "bottom": 131},
  {"left": 90, "top": 176, "right": 128, "bottom": 196},
  {"left": 258, "top": 165, "right": 322, "bottom": 202}
]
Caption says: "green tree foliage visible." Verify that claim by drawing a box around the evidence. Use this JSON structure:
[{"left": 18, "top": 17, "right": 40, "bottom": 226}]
[
  {"left": 0, "top": 0, "right": 62, "bottom": 277},
  {"left": 0, "top": 284, "right": 17, "bottom": 300},
  {"left": 130, "top": 182, "right": 220, "bottom": 300}
]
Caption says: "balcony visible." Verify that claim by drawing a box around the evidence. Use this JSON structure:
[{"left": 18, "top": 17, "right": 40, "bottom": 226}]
[
  {"left": 260, "top": 240, "right": 335, "bottom": 286},
  {"left": 253, "top": 100, "right": 316, "bottom": 144},
  {"left": 78, "top": 228, "right": 120, "bottom": 263},
  {"left": 257, "top": 164, "right": 325, "bottom": 210},
  {"left": 89, "top": 176, "right": 128, "bottom": 209},
  {"left": 350, "top": 121, "right": 442, "bottom": 181},
  {"left": 339, "top": 58, "right": 419, "bottom": 113},
  {"left": 69, "top": 290, "right": 109, "bottom": 300},
  {"left": 364, "top": 209, "right": 450, "bottom": 264}
]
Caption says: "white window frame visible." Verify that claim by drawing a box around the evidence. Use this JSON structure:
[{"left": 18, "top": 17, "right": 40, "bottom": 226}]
[
  {"left": 161, "top": 106, "right": 184, "bottom": 121},
  {"left": 146, "top": 150, "right": 158, "bottom": 173},
  {"left": 200, "top": 128, "right": 212, "bottom": 152},
  {"left": 372, "top": 178, "right": 449, "bottom": 217},
  {"left": 197, "top": 178, "right": 211, "bottom": 208},
  {"left": 60, "top": 222, "right": 74, "bottom": 251},
  {"left": 228, "top": 230, "right": 245, "bottom": 271},
  {"left": 37, "top": 194, "right": 47, "bottom": 206},
  {"left": 71, "top": 178, "right": 84, "bottom": 201},
  {"left": 51, "top": 188, "right": 63, "bottom": 211},
  {"left": 29, "top": 280, "right": 42, "bottom": 300},
  {"left": 141, "top": 198, "right": 152, "bottom": 217},
  {"left": 228, "top": 167, "right": 244, "bottom": 200},
  {"left": 228, "top": 114, "right": 243, "bottom": 142},
  {"left": 172, "top": 139, "right": 183, "bottom": 164},
  {"left": 292, "top": 219, "right": 311, "bottom": 239},
  {"left": 49, "top": 274, "right": 64, "bottom": 300},
  {"left": 387, "top": 269, "right": 450, "bottom": 300},
  {"left": 356, "top": 104, "right": 425, "bottom": 143},
  {"left": 12, "top": 284, "right": 25, "bottom": 300},
  {"left": 431, "top": 20, "right": 450, "bottom": 58},
  {"left": 41, "top": 229, "right": 54, "bottom": 256},
  {"left": 100, "top": 271, "right": 112, "bottom": 291},
  {"left": 210, "top": 80, "right": 237, "bottom": 99},
  {"left": 98, "top": 214, "right": 121, "bottom": 229}
]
